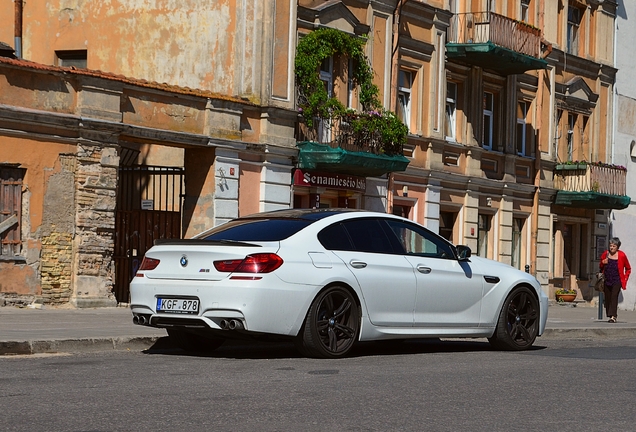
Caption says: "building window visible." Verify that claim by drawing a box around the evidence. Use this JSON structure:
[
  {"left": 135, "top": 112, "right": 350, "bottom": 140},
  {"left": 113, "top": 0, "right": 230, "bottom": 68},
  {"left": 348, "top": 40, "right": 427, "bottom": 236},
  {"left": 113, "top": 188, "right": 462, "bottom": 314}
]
[
  {"left": 516, "top": 101, "right": 528, "bottom": 156},
  {"left": 55, "top": 50, "right": 87, "bottom": 68},
  {"left": 0, "top": 167, "right": 24, "bottom": 257},
  {"left": 445, "top": 82, "right": 457, "bottom": 140},
  {"left": 317, "top": 57, "right": 333, "bottom": 143},
  {"left": 477, "top": 213, "right": 491, "bottom": 258},
  {"left": 520, "top": 0, "right": 530, "bottom": 22},
  {"left": 511, "top": 217, "right": 525, "bottom": 270},
  {"left": 482, "top": 92, "right": 494, "bottom": 150},
  {"left": 397, "top": 69, "right": 412, "bottom": 128},
  {"left": 567, "top": 4, "right": 582, "bottom": 55},
  {"left": 567, "top": 112, "right": 576, "bottom": 161},
  {"left": 347, "top": 59, "right": 354, "bottom": 109}
]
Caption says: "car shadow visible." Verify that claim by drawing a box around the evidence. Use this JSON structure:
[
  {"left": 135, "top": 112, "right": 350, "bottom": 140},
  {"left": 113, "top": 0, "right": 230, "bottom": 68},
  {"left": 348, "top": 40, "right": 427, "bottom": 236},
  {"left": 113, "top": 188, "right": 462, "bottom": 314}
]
[{"left": 142, "top": 336, "right": 546, "bottom": 359}]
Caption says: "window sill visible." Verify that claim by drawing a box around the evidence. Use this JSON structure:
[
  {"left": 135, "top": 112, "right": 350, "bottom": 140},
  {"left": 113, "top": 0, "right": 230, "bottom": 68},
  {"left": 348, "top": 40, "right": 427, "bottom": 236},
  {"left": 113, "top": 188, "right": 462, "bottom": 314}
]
[{"left": 0, "top": 256, "right": 26, "bottom": 263}]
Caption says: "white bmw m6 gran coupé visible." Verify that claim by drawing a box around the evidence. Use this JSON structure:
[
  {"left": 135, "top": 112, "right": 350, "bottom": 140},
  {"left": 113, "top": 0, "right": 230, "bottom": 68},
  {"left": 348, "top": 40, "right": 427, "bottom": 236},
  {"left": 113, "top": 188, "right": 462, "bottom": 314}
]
[{"left": 130, "top": 208, "right": 548, "bottom": 358}]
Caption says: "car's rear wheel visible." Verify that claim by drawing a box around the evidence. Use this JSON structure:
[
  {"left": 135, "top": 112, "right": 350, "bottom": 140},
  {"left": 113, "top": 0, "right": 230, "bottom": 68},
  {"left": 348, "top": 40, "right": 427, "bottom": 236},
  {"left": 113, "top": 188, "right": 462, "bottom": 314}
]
[
  {"left": 167, "top": 328, "right": 224, "bottom": 353},
  {"left": 488, "top": 286, "right": 539, "bottom": 351},
  {"left": 296, "top": 286, "right": 360, "bottom": 358}
]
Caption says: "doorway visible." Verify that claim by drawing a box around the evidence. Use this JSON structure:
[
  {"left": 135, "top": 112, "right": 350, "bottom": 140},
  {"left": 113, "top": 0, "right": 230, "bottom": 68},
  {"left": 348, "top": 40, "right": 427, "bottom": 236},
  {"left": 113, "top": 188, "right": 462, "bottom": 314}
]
[{"left": 113, "top": 166, "right": 184, "bottom": 303}]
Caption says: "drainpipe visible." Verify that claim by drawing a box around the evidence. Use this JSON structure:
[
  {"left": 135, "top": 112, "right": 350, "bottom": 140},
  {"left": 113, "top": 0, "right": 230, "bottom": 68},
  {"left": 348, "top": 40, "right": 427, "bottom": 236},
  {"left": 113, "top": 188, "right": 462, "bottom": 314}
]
[{"left": 15, "top": 0, "right": 23, "bottom": 58}]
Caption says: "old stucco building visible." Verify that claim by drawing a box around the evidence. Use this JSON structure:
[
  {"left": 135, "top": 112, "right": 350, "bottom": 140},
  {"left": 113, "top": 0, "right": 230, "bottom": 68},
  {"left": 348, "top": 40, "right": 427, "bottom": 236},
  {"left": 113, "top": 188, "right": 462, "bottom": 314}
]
[
  {"left": 0, "top": 0, "right": 631, "bottom": 308},
  {"left": 612, "top": 0, "right": 636, "bottom": 311}
]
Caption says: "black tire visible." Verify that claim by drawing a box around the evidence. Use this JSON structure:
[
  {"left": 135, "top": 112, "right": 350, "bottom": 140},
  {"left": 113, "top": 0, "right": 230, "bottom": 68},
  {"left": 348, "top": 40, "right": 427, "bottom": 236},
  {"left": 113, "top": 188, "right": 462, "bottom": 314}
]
[
  {"left": 296, "top": 286, "right": 360, "bottom": 358},
  {"left": 488, "top": 286, "right": 539, "bottom": 351},
  {"left": 167, "top": 328, "right": 224, "bottom": 353}
]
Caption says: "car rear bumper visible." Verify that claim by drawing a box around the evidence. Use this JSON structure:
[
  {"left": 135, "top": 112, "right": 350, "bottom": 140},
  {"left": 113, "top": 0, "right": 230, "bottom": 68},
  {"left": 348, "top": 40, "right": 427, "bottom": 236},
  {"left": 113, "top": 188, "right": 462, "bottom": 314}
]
[{"left": 130, "top": 275, "right": 318, "bottom": 337}]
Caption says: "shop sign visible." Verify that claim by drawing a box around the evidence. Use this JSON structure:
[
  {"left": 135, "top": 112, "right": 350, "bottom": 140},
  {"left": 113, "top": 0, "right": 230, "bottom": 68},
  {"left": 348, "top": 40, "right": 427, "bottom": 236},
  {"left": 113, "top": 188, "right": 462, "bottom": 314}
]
[{"left": 293, "top": 170, "right": 366, "bottom": 193}]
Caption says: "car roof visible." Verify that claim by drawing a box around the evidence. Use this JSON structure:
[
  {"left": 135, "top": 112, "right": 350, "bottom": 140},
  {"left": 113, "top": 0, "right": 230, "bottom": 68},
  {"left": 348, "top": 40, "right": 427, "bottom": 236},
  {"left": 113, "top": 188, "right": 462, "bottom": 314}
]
[{"left": 237, "top": 208, "right": 366, "bottom": 221}]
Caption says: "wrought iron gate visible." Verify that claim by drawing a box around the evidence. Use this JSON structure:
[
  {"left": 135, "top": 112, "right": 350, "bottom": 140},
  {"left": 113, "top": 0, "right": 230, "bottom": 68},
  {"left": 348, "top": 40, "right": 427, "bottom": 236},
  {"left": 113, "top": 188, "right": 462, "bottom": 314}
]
[{"left": 114, "top": 166, "right": 184, "bottom": 303}]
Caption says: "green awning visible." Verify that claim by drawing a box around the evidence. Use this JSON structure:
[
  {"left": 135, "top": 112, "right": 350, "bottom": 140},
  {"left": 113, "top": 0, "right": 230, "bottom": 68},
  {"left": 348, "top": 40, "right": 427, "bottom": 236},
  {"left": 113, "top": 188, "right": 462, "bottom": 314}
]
[
  {"left": 446, "top": 42, "right": 548, "bottom": 75},
  {"left": 554, "top": 191, "right": 631, "bottom": 210},
  {"left": 297, "top": 141, "right": 409, "bottom": 177}
]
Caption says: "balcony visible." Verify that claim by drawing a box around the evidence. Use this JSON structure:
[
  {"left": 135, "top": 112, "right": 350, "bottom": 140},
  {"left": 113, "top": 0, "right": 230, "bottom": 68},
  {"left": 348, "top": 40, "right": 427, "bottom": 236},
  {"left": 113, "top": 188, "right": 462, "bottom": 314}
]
[
  {"left": 296, "top": 113, "right": 409, "bottom": 178},
  {"left": 446, "top": 12, "right": 548, "bottom": 75},
  {"left": 553, "top": 163, "right": 631, "bottom": 210}
]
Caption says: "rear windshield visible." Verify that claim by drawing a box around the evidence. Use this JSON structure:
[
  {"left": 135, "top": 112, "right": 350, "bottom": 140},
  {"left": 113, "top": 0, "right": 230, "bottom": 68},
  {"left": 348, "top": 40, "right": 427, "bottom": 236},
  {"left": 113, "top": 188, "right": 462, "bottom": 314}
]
[{"left": 202, "top": 218, "right": 313, "bottom": 242}]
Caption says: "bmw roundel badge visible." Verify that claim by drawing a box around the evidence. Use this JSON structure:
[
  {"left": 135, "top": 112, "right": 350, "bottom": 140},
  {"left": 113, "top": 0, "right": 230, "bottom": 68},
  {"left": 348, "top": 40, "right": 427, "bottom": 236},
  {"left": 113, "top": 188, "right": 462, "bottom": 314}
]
[{"left": 180, "top": 255, "right": 188, "bottom": 267}]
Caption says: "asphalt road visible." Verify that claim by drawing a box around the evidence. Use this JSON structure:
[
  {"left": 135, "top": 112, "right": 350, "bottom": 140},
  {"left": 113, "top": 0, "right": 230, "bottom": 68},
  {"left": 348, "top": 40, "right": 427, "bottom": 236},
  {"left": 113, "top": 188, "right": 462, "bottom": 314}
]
[{"left": 2, "top": 337, "right": 636, "bottom": 432}]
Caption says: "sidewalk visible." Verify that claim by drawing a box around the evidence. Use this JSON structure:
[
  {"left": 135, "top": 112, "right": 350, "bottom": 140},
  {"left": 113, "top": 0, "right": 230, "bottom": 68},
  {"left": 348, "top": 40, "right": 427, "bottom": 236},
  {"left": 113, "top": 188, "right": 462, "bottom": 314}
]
[{"left": 1, "top": 303, "right": 636, "bottom": 355}]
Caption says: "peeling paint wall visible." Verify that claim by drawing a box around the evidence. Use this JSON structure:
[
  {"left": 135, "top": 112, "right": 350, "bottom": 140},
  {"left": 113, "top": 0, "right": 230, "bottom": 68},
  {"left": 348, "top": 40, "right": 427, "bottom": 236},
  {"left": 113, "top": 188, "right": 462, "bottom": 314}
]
[
  {"left": 0, "top": 136, "right": 76, "bottom": 299},
  {"left": 21, "top": 0, "right": 280, "bottom": 104}
]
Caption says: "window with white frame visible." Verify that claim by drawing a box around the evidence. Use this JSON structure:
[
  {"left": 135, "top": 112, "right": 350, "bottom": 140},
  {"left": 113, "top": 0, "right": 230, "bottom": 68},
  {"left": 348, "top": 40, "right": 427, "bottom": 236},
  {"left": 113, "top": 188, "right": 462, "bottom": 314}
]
[
  {"left": 555, "top": 109, "right": 563, "bottom": 157},
  {"left": 520, "top": 0, "right": 530, "bottom": 22},
  {"left": 567, "top": 112, "right": 576, "bottom": 161},
  {"left": 397, "top": 69, "right": 412, "bottom": 128},
  {"left": 347, "top": 59, "right": 354, "bottom": 109},
  {"left": 516, "top": 101, "right": 528, "bottom": 156},
  {"left": 445, "top": 82, "right": 457, "bottom": 140},
  {"left": 482, "top": 92, "right": 494, "bottom": 150},
  {"left": 317, "top": 57, "right": 333, "bottom": 143},
  {"left": 567, "top": 4, "right": 582, "bottom": 55}
]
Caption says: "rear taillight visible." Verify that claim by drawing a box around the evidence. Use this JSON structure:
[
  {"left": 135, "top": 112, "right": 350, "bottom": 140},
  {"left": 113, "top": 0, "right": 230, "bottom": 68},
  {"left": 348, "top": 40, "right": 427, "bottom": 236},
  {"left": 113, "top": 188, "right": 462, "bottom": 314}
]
[
  {"left": 139, "top": 257, "right": 160, "bottom": 270},
  {"left": 135, "top": 257, "right": 159, "bottom": 277},
  {"left": 214, "top": 253, "right": 283, "bottom": 273},
  {"left": 136, "top": 257, "right": 160, "bottom": 277}
]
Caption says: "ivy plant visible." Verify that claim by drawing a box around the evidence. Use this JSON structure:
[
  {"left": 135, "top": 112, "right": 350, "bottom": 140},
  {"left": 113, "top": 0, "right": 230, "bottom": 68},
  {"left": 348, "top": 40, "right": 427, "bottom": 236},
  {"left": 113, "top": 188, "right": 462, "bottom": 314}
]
[{"left": 295, "top": 28, "right": 407, "bottom": 155}]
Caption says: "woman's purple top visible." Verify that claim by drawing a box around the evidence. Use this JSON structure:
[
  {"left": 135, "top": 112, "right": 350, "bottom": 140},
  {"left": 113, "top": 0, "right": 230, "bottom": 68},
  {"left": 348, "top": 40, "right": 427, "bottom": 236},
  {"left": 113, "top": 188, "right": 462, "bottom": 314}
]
[{"left": 604, "top": 258, "right": 621, "bottom": 286}]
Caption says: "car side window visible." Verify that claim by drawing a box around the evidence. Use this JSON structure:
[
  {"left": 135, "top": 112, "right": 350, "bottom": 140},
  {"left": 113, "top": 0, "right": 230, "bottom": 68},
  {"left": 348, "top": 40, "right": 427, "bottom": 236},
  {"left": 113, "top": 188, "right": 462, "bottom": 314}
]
[
  {"left": 384, "top": 219, "right": 455, "bottom": 259},
  {"left": 340, "top": 219, "right": 397, "bottom": 254},
  {"left": 317, "top": 223, "right": 355, "bottom": 251}
]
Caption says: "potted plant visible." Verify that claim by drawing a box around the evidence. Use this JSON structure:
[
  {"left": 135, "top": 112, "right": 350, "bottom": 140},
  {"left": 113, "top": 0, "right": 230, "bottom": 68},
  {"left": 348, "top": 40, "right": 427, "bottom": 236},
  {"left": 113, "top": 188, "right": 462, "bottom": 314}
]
[{"left": 555, "top": 288, "right": 577, "bottom": 303}]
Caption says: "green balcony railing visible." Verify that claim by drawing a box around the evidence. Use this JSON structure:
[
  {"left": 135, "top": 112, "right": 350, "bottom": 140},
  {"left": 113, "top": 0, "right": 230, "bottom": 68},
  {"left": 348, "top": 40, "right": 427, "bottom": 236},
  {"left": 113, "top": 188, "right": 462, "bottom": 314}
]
[
  {"left": 446, "top": 12, "right": 547, "bottom": 74},
  {"left": 554, "top": 163, "right": 630, "bottom": 209}
]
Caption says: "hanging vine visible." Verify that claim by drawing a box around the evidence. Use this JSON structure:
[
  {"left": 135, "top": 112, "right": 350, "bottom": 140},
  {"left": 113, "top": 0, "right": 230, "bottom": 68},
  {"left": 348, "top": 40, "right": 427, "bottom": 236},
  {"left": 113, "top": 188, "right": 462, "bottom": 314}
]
[{"left": 294, "top": 28, "right": 407, "bottom": 155}]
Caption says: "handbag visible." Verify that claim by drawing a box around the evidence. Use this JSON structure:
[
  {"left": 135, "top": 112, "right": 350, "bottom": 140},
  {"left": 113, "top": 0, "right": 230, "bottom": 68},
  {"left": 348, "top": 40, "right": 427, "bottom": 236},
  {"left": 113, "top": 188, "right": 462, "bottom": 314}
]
[{"left": 594, "top": 271, "right": 605, "bottom": 292}]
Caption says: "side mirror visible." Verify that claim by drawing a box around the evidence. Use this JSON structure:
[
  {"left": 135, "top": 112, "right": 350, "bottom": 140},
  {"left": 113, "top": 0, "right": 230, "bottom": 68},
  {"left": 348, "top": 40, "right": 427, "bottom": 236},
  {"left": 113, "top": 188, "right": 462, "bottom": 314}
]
[{"left": 456, "top": 245, "right": 472, "bottom": 261}]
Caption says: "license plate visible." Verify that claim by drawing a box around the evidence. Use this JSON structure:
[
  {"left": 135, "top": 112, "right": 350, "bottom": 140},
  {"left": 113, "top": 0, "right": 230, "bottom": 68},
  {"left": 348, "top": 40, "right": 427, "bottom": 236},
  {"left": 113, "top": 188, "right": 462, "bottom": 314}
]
[{"left": 156, "top": 298, "right": 199, "bottom": 314}]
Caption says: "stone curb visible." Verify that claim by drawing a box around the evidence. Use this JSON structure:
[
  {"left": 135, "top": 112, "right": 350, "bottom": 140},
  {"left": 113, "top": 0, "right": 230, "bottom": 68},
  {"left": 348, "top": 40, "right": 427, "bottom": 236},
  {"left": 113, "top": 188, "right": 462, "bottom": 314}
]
[
  {"left": 0, "top": 336, "right": 161, "bottom": 355},
  {"left": 2, "top": 328, "right": 636, "bottom": 355},
  {"left": 541, "top": 327, "right": 636, "bottom": 340}
]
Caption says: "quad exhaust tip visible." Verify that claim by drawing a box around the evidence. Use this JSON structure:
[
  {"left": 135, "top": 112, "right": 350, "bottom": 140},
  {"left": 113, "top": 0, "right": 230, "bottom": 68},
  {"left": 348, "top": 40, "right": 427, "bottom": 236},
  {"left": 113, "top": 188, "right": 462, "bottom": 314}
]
[
  {"left": 132, "top": 314, "right": 148, "bottom": 326},
  {"left": 220, "top": 319, "right": 244, "bottom": 330}
]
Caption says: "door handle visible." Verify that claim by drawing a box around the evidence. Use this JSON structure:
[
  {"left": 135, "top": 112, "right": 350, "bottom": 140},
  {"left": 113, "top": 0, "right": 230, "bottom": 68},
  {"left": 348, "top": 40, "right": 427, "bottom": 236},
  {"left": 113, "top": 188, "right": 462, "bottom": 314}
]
[
  {"left": 416, "top": 265, "right": 432, "bottom": 274},
  {"left": 349, "top": 260, "right": 367, "bottom": 269}
]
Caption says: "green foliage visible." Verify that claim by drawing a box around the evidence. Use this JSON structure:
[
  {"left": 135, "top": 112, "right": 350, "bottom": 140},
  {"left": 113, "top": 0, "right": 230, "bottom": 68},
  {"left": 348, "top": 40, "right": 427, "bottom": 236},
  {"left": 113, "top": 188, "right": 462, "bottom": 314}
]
[{"left": 295, "top": 28, "right": 407, "bottom": 155}]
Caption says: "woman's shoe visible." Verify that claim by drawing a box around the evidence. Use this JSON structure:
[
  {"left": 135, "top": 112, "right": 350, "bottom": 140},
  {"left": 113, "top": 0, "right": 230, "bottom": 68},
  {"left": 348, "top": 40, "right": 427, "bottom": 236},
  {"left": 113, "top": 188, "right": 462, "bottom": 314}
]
[{"left": 609, "top": 317, "right": 617, "bottom": 323}]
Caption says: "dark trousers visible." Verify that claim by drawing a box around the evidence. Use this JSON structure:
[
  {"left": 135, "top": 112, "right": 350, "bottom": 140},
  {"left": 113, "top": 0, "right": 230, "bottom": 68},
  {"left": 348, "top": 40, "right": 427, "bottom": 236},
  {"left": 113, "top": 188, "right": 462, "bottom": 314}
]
[{"left": 604, "top": 283, "right": 622, "bottom": 318}]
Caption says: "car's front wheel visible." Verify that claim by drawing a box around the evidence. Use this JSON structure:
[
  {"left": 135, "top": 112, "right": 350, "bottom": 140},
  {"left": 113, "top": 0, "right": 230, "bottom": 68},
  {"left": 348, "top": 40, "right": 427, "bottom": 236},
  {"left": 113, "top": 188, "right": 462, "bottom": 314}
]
[
  {"left": 488, "top": 286, "right": 539, "bottom": 351},
  {"left": 167, "top": 328, "right": 225, "bottom": 353},
  {"left": 296, "top": 286, "right": 360, "bottom": 358}
]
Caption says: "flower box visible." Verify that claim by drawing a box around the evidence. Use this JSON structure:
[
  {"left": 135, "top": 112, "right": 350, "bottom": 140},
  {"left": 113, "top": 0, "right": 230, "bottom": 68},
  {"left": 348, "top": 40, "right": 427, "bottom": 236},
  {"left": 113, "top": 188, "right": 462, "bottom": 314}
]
[{"left": 555, "top": 163, "right": 587, "bottom": 171}]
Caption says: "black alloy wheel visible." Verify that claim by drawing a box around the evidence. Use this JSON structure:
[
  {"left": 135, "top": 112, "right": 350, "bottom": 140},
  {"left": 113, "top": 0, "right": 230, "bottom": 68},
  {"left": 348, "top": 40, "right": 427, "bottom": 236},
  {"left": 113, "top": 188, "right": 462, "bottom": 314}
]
[
  {"left": 296, "top": 286, "right": 360, "bottom": 358},
  {"left": 489, "top": 286, "right": 539, "bottom": 350}
]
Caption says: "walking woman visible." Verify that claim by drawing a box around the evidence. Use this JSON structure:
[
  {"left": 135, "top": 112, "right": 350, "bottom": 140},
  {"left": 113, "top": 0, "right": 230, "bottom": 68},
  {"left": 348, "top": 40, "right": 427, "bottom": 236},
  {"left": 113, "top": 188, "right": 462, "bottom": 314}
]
[{"left": 599, "top": 237, "right": 632, "bottom": 323}]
